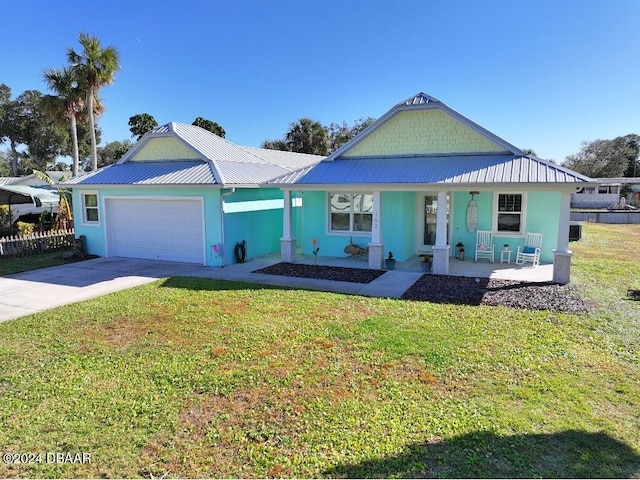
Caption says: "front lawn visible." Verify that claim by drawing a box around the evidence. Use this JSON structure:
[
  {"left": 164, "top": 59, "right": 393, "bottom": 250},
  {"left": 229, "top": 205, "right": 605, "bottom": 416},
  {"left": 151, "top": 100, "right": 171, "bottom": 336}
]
[
  {"left": 0, "top": 223, "right": 638, "bottom": 478},
  {"left": 0, "top": 251, "right": 75, "bottom": 276}
]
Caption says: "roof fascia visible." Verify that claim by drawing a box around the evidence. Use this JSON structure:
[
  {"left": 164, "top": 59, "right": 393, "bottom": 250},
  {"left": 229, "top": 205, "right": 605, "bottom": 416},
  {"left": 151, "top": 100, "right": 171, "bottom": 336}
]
[{"left": 284, "top": 182, "right": 592, "bottom": 192}]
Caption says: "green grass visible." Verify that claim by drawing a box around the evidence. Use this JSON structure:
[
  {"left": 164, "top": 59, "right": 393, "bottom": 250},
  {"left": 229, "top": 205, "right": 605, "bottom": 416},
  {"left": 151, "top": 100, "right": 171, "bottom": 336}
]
[
  {"left": 0, "top": 251, "right": 74, "bottom": 276},
  {"left": 0, "top": 223, "right": 639, "bottom": 478}
]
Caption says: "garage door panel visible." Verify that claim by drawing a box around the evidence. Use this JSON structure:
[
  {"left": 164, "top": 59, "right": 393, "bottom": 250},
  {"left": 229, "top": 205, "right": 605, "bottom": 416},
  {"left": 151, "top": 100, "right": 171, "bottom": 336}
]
[{"left": 105, "top": 198, "right": 204, "bottom": 264}]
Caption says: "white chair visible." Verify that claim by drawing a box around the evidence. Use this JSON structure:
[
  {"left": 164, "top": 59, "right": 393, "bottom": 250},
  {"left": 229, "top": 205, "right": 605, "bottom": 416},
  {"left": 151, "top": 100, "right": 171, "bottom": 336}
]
[
  {"left": 475, "top": 230, "right": 495, "bottom": 263},
  {"left": 516, "top": 232, "right": 543, "bottom": 266}
]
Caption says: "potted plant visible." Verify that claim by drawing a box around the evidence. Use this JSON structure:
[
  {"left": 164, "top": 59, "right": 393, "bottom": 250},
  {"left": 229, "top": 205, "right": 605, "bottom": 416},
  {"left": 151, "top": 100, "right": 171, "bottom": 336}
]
[
  {"left": 503, "top": 243, "right": 510, "bottom": 251},
  {"left": 421, "top": 254, "right": 432, "bottom": 272},
  {"left": 385, "top": 251, "right": 396, "bottom": 270}
]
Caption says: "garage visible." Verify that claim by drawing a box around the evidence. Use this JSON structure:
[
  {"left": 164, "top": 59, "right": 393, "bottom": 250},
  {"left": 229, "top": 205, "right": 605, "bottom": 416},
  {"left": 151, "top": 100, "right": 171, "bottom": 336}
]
[{"left": 105, "top": 197, "right": 205, "bottom": 264}]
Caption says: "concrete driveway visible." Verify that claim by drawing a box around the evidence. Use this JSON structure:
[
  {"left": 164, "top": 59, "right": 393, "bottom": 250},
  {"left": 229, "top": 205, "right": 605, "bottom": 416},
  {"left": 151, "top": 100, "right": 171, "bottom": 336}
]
[{"left": 0, "top": 257, "right": 205, "bottom": 323}]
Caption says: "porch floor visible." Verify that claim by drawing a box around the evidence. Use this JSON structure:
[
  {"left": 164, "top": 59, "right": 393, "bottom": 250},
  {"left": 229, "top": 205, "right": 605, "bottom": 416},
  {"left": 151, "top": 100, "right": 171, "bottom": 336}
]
[{"left": 230, "top": 253, "right": 554, "bottom": 283}]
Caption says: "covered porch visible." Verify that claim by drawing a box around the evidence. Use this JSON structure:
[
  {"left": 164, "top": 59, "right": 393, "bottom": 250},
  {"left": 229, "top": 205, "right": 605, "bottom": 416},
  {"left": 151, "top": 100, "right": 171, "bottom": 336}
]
[{"left": 280, "top": 188, "right": 573, "bottom": 284}]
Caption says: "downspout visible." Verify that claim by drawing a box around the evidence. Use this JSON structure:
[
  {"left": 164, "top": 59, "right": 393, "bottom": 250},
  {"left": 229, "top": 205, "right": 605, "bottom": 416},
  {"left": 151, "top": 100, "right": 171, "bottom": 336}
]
[{"left": 220, "top": 188, "right": 235, "bottom": 267}]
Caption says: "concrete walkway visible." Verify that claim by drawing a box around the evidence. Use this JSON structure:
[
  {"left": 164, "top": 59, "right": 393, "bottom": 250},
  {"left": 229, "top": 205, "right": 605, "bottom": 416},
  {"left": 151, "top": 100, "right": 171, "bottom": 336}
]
[{"left": 0, "top": 254, "right": 554, "bottom": 323}]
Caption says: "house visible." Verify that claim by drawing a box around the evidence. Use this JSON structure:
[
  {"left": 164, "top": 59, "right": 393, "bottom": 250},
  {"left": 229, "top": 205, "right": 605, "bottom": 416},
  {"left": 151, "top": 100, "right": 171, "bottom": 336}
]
[
  {"left": 572, "top": 177, "right": 640, "bottom": 209},
  {"left": 63, "top": 123, "right": 323, "bottom": 266},
  {"left": 270, "top": 93, "right": 595, "bottom": 284}
]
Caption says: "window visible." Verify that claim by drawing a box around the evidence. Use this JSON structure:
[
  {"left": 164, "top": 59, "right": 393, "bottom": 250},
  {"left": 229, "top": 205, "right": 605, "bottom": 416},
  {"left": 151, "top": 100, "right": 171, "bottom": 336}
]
[
  {"left": 495, "top": 193, "right": 524, "bottom": 234},
  {"left": 82, "top": 192, "right": 99, "bottom": 224},
  {"left": 329, "top": 193, "right": 373, "bottom": 233}
]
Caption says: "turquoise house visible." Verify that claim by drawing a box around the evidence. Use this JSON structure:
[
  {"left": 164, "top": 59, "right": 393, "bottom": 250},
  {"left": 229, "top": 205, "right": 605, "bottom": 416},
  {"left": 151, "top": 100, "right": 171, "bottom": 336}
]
[
  {"left": 271, "top": 93, "right": 595, "bottom": 284},
  {"left": 64, "top": 123, "right": 322, "bottom": 267}
]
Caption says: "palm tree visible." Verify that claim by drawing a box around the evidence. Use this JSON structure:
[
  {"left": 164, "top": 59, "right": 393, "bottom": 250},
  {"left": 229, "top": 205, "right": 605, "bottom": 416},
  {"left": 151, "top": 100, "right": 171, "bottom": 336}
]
[
  {"left": 286, "top": 118, "right": 328, "bottom": 155},
  {"left": 42, "top": 66, "right": 84, "bottom": 177},
  {"left": 67, "top": 33, "right": 120, "bottom": 171}
]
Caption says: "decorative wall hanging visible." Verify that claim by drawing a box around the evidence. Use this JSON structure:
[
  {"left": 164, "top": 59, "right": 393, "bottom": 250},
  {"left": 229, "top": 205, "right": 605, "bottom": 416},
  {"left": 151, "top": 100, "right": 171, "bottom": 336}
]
[{"left": 466, "top": 191, "right": 479, "bottom": 233}]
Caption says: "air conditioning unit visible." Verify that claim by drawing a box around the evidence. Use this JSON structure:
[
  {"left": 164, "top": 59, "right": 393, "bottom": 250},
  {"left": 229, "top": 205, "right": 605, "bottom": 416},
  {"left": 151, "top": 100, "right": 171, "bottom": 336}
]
[{"left": 569, "top": 221, "right": 582, "bottom": 241}]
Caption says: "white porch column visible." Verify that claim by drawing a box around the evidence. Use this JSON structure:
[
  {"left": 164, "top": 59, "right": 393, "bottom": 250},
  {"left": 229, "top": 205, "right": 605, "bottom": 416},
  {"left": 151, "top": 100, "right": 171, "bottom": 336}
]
[
  {"left": 553, "top": 190, "right": 573, "bottom": 284},
  {"left": 368, "top": 191, "right": 384, "bottom": 270},
  {"left": 432, "top": 190, "right": 450, "bottom": 274},
  {"left": 280, "top": 189, "right": 296, "bottom": 263}
]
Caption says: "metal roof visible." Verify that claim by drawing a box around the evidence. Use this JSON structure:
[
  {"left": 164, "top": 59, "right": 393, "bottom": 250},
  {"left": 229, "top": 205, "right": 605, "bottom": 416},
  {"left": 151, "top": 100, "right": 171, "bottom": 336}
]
[
  {"left": 242, "top": 146, "right": 324, "bottom": 171},
  {"left": 62, "top": 161, "right": 218, "bottom": 185},
  {"left": 269, "top": 154, "right": 594, "bottom": 186},
  {"left": 0, "top": 185, "right": 60, "bottom": 206},
  {"left": 63, "top": 123, "right": 323, "bottom": 187}
]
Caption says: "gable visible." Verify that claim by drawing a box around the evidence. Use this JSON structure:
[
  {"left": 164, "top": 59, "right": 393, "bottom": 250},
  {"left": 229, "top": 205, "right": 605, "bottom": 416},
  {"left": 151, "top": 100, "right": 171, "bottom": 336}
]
[
  {"left": 130, "top": 137, "right": 201, "bottom": 161},
  {"left": 342, "top": 109, "right": 505, "bottom": 157}
]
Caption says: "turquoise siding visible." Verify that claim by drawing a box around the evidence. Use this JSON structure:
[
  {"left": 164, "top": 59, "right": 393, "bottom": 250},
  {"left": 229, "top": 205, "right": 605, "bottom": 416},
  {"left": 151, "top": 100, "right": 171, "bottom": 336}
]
[
  {"left": 72, "top": 186, "right": 287, "bottom": 267},
  {"left": 452, "top": 190, "right": 560, "bottom": 263},
  {"left": 224, "top": 188, "right": 284, "bottom": 262},
  {"left": 299, "top": 191, "right": 416, "bottom": 261},
  {"left": 301, "top": 189, "right": 560, "bottom": 265},
  {"left": 380, "top": 191, "right": 415, "bottom": 261}
]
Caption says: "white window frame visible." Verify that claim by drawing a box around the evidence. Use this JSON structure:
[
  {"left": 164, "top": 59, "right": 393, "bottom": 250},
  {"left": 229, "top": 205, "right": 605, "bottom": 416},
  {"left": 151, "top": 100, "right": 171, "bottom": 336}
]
[
  {"left": 492, "top": 192, "right": 526, "bottom": 237},
  {"left": 81, "top": 191, "right": 101, "bottom": 226},
  {"left": 327, "top": 192, "right": 373, "bottom": 235}
]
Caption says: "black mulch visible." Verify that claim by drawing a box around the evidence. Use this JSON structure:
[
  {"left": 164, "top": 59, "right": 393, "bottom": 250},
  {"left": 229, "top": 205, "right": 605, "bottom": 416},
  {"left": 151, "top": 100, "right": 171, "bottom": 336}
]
[
  {"left": 253, "top": 262, "right": 385, "bottom": 284},
  {"left": 402, "top": 274, "right": 590, "bottom": 313},
  {"left": 252, "top": 263, "right": 590, "bottom": 313}
]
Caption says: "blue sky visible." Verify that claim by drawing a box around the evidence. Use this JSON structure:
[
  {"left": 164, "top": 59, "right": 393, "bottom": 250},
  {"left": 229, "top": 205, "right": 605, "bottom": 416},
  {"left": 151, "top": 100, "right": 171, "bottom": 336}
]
[{"left": 2, "top": 0, "right": 638, "bottom": 163}]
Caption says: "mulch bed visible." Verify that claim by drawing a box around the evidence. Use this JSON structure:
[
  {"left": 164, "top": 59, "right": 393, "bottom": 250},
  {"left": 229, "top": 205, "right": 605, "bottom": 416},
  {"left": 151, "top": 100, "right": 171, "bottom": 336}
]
[
  {"left": 254, "top": 263, "right": 590, "bottom": 313},
  {"left": 253, "top": 262, "right": 385, "bottom": 284},
  {"left": 402, "top": 275, "right": 590, "bottom": 313}
]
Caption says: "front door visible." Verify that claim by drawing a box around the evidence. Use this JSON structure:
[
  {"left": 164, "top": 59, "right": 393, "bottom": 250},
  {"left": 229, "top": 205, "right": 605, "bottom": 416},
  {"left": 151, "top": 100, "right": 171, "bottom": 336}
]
[{"left": 417, "top": 193, "right": 449, "bottom": 252}]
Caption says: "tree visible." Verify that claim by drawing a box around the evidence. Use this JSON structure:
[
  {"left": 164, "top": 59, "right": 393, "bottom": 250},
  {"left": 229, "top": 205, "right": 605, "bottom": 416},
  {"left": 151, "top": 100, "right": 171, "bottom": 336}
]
[
  {"left": 327, "top": 117, "right": 376, "bottom": 152},
  {"left": 0, "top": 90, "right": 68, "bottom": 175},
  {"left": 129, "top": 113, "right": 158, "bottom": 140},
  {"left": 622, "top": 134, "right": 640, "bottom": 177},
  {"left": 67, "top": 32, "right": 120, "bottom": 172},
  {"left": 82, "top": 139, "right": 132, "bottom": 171},
  {"left": 285, "top": 118, "right": 328, "bottom": 155},
  {"left": 563, "top": 136, "right": 638, "bottom": 178},
  {"left": 192, "top": 117, "right": 225, "bottom": 137},
  {"left": 42, "top": 66, "right": 85, "bottom": 177},
  {"left": 261, "top": 138, "right": 289, "bottom": 151}
]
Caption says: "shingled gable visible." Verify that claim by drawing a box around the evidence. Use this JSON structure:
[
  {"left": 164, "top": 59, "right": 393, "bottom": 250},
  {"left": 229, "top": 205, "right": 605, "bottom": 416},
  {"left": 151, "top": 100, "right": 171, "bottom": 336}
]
[
  {"left": 268, "top": 93, "right": 592, "bottom": 187},
  {"left": 325, "top": 92, "right": 524, "bottom": 161}
]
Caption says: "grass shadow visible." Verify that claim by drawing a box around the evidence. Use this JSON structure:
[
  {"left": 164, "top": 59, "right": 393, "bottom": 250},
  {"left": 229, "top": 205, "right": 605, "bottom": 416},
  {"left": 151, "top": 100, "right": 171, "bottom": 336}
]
[
  {"left": 324, "top": 430, "right": 640, "bottom": 478},
  {"left": 159, "top": 276, "right": 291, "bottom": 292},
  {"left": 627, "top": 289, "right": 640, "bottom": 301}
]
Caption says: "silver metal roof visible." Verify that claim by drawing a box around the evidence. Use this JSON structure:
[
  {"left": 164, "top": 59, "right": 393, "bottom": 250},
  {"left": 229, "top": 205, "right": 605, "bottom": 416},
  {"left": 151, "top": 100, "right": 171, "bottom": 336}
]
[
  {"left": 269, "top": 154, "right": 594, "bottom": 186},
  {"left": 62, "top": 161, "right": 218, "bottom": 185},
  {"left": 64, "top": 123, "right": 323, "bottom": 187},
  {"left": 242, "top": 146, "right": 324, "bottom": 171}
]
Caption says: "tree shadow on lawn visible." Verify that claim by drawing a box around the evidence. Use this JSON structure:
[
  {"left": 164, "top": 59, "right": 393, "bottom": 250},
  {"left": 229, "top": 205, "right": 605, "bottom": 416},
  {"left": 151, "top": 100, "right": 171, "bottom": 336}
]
[
  {"left": 324, "top": 430, "right": 640, "bottom": 478},
  {"left": 159, "top": 276, "right": 291, "bottom": 292},
  {"left": 627, "top": 289, "right": 640, "bottom": 301}
]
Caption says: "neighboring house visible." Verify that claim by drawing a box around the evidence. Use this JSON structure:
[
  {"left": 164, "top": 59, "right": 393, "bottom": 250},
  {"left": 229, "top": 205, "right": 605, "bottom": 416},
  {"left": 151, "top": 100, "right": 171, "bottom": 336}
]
[
  {"left": 572, "top": 178, "right": 640, "bottom": 208},
  {"left": 62, "top": 123, "right": 322, "bottom": 266},
  {"left": 270, "top": 93, "right": 595, "bottom": 284}
]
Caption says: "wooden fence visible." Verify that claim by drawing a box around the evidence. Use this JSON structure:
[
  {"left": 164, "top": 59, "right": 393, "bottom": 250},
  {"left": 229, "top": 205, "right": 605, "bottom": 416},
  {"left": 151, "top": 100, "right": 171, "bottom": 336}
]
[{"left": 0, "top": 229, "right": 75, "bottom": 258}]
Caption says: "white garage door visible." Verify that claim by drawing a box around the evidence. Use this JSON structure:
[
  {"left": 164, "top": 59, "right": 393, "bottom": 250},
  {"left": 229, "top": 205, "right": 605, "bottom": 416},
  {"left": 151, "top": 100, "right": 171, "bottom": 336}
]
[{"left": 105, "top": 197, "right": 204, "bottom": 264}]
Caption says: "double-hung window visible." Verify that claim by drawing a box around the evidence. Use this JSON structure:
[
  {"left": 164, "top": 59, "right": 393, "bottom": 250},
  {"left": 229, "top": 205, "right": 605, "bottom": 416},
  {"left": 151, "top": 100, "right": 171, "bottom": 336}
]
[
  {"left": 82, "top": 192, "right": 99, "bottom": 225},
  {"left": 329, "top": 193, "right": 373, "bottom": 233},
  {"left": 495, "top": 193, "right": 524, "bottom": 234}
]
